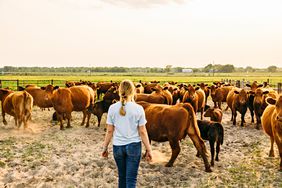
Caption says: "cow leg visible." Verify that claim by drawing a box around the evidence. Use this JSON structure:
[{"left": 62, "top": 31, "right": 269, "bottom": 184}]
[
  {"left": 200, "top": 107, "right": 204, "bottom": 120},
  {"left": 255, "top": 111, "right": 261, "bottom": 129},
  {"left": 250, "top": 109, "right": 254, "bottom": 123},
  {"left": 196, "top": 151, "right": 200, "bottom": 158},
  {"left": 85, "top": 111, "right": 91, "bottom": 128},
  {"left": 165, "top": 139, "right": 180, "bottom": 167},
  {"left": 97, "top": 114, "right": 102, "bottom": 127},
  {"left": 269, "top": 137, "right": 275, "bottom": 157},
  {"left": 215, "top": 140, "right": 220, "bottom": 161},
  {"left": 233, "top": 111, "right": 237, "bottom": 125},
  {"left": 58, "top": 114, "right": 64, "bottom": 130},
  {"left": 213, "top": 101, "right": 217, "bottom": 108},
  {"left": 66, "top": 113, "right": 72, "bottom": 129},
  {"left": 81, "top": 111, "right": 86, "bottom": 126},
  {"left": 241, "top": 110, "right": 247, "bottom": 127},
  {"left": 2, "top": 105, "right": 7, "bottom": 125},
  {"left": 209, "top": 140, "right": 215, "bottom": 166},
  {"left": 278, "top": 143, "right": 282, "bottom": 171},
  {"left": 218, "top": 102, "right": 222, "bottom": 110},
  {"left": 189, "top": 134, "right": 212, "bottom": 172}
]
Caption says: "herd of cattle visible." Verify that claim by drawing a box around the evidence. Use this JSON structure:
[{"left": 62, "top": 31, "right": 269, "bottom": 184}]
[{"left": 0, "top": 80, "right": 281, "bottom": 172}]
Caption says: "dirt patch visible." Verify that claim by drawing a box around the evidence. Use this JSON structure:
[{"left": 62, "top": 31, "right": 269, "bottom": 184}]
[{"left": 0, "top": 101, "right": 282, "bottom": 187}]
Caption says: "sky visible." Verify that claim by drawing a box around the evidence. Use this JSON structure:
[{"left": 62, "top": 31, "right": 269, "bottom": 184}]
[{"left": 0, "top": 0, "right": 282, "bottom": 68}]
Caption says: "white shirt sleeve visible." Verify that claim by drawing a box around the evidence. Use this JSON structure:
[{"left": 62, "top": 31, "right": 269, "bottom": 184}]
[
  {"left": 106, "top": 105, "right": 114, "bottom": 125},
  {"left": 138, "top": 107, "right": 147, "bottom": 126}
]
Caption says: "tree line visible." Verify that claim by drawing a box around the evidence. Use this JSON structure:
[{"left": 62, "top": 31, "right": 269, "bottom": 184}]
[{"left": 0, "top": 65, "right": 280, "bottom": 73}]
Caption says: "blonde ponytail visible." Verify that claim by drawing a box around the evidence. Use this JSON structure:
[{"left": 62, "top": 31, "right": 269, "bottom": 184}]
[{"left": 119, "top": 80, "right": 135, "bottom": 116}]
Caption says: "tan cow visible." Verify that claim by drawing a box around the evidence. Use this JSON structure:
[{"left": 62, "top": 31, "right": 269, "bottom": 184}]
[
  {"left": 44, "top": 85, "right": 95, "bottom": 130},
  {"left": 0, "top": 89, "right": 14, "bottom": 125},
  {"left": 3, "top": 91, "right": 33, "bottom": 128},
  {"left": 261, "top": 95, "right": 282, "bottom": 171}
]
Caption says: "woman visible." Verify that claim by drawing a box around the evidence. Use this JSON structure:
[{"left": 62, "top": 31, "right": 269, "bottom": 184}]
[{"left": 102, "top": 80, "right": 152, "bottom": 188}]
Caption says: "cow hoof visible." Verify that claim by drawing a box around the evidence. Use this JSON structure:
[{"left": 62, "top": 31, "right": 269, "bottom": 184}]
[
  {"left": 104, "top": 128, "right": 107, "bottom": 131},
  {"left": 215, "top": 158, "right": 219, "bottom": 161},
  {"left": 269, "top": 152, "right": 274, "bottom": 157},
  {"left": 85, "top": 125, "right": 89, "bottom": 128},
  {"left": 60, "top": 127, "right": 65, "bottom": 130},
  {"left": 211, "top": 162, "right": 214, "bottom": 167},
  {"left": 3, "top": 121, "right": 7, "bottom": 125},
  {"left": 165, "top": 163, "right": 173, "bottom": 167},
  {"left": 205, "top": 168, "right": 213, "bottom": 173},
  {"left": 196, "top": 154, "right": 200, "bottom": 158},
  {"left": 66, "top": 125, "right": 72, "bottom": 129}
]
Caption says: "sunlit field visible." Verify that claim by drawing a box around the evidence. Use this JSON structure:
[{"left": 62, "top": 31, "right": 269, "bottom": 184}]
[{"left": 1, "top": 72, "right": 281, "bottom": 90}]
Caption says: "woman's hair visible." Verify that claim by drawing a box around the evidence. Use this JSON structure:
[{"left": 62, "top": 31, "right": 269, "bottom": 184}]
[{"left": 119, "top": 80, "right": 135, "bottom": 116}]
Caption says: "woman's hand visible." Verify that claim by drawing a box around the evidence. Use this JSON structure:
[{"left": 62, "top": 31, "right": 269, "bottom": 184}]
[
  {"left": 146, "top": 150, "right": 152, "bottom": 162},
  {"left": 102, "top": 150, "right": 108, "bottom": 158}
]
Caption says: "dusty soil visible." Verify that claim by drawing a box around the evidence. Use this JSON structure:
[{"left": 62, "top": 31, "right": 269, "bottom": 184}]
[{"left": 0, "top": 100, "right": 282, "bottom": 188}]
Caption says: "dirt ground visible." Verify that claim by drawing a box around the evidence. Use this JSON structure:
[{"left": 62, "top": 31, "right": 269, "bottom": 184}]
[{"left": 0, "top": 100, "right": 282, "bottom": 188}]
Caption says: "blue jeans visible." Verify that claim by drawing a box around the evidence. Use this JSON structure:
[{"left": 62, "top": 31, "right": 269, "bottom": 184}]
[{"left": 113, "top": 142, "right": 142, "bottom": 188}]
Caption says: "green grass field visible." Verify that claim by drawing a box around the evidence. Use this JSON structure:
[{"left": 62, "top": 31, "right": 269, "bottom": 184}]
[{"left": 0, "top": 72, "right": 281, "bottom": 90}]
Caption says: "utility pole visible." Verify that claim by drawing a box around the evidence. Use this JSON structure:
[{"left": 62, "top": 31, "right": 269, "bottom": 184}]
[{"left": 212, "top": 61, "right": 215, "bottom": 77}]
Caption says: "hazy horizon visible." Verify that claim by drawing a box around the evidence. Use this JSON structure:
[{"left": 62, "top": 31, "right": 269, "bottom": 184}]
[{"left": 1, "top": 0, "right": 282, "bottom": 68}]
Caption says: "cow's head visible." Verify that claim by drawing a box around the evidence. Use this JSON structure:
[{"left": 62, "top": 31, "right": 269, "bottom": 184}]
[
  {"left": 103, "top": 86, "right": 120, "bottom": 103},
  {"left": 246, "top": 81, "right": 263, "bottom": 92},
  {"left": 266, "top": 95, "right": 282, "bottom": 123},
  {"left": 252, "top": 88, "right": 269, "bottom": 105},
  {"left": 0, "top": 89, "right": 12, "bottom": 101},
  {"left": 234, "top": 89, "right": 248, "bottom": 105}
]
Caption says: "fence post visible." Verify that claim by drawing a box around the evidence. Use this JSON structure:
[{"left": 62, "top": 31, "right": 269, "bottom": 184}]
[
  {"left": 17, "top": 79, "right": 19, "bottom": 90},
  {"left": 278, "top": 83, "right": 282, "bottom": 94},
  {"left": 236, "top": 80, "right": 240, "bottom": 88},
  {"left": 0, "top": 80, "right": 2, "bottom": 88},
  {"left": 51, "top": 79, "right": 54, "bottom": 85}
]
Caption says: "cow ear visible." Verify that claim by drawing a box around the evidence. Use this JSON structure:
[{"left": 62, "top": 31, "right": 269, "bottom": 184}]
[
  {"left": 266, "top": 97, "right": 276, "bottom": 105},
  {"left": 207, "top": 86, "right": 211, "bottom": 89},
  {"left": 263, "top": 91, "right": 269, "bottom": 95},
  {"left": 197, "top": 84, "right": 200, "bottom": 86},
  {"left": 0, "top": 89, "right": 9, "bottom": 95},
  {"left": 213, "top": 82, "right": 218, "bottom": 85},
  {"left": 40, "top": 86, "right": 46, "bottom": 90},
  {"left": 205, "top": 84, "right": 208, "bottom": 86},
  {"left": 163, "top": 86, "right": 168, "bottom": 90},
  {"left": 234, "top": 90, "right": 240, "bottom": 94},
  {"left": 195, "top": 87, "right": 200, "bottom": 90},
  {"left": 258, "top": 84, "right": 263, "bottom": 88},
  {"left": 18, "top": 86, "right": 25, "bottom": 91},
  {"left": 173, "top": 88, "right": 178, "bottom": 91},
  {"left": 246, "top": 84, "right": 251, "bottom": 87},
  {"left": 54, "top": 86, "right": 59, "bottom": 90}
]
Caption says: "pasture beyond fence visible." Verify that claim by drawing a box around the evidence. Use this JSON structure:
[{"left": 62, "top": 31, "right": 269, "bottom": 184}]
[{"left": 0, "top": 79, "right": 281, "bottom": 93}]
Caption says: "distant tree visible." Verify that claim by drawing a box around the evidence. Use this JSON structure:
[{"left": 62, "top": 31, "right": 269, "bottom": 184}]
[
  {"left": 165, "top": 65, "right": 172, "bottom": 73},
  {"left": 267, "top": 65, "right": 277, "bottom": 72},
  {"left": 245, "top": 66, "right": 255, "bottom": 72},
  {"left": 219, "top": 64, "right": 235, "bottom": 73},
  {"left": 203, "top": 64, "right": 213, "bottom": 72}
]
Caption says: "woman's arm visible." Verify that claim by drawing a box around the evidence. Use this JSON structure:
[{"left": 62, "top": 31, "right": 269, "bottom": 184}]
[
  {"left": 138, "top": 125, "right": 152, "bottom": 161},
  {"left": 102, "top": 124, "right": 114, "bottom": 157}
]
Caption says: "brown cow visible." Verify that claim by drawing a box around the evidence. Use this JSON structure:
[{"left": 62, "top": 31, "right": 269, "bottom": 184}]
[
  {"left": 0, "top": 88, "right": 14, "bottom": 125},
  {"left": 209, "top": 85, "right": 232, "bottom": 109},
  {"left": 18, "top": 86, "right": 53, "bottom": 110},
  {"left": 246, "top": 81, "right": 264, "bottom": 123},
  {"left": 204, "top": 108, "right": 223, "bottom": 123},
  {"left": 197, "top": 83, "right": 210, "bottom": 105},
  {"left": 103, "top": 86, "right": 120, "bottom": 103},
  {"left": 182, "top": 85, "right": 206, "bottom": 120},
  {"left": 137, "top": 101, "right": 212, "bottom": 172},
  {"left": 261, "top": 95, "right": 282, "bottom": 171},
  {"left": 143, "top": 82, "right": 159, "bottom": 94},
  {"left": 249, "top": 88, "right": 269, "bottom": 129},
  {"left": 96, "top": 81, "right": 118, "bottom": 99},
  {"left": 135, "top": 83, "right": 144, "bottom": 94},
  {"left": 3, "top": 91, "right": 33, "bottom": 128},
  {"left": 87, "top": 100, "right": 111, "bottom": 128},
  {"left": 44, "top": 85, "right": 95, "bottom": 130},
  {"left": 135, "top": 86, "right": 172, "bottom": 105},
  {"left": 227, "top": 88, "right": 249, "bottom": 126}
]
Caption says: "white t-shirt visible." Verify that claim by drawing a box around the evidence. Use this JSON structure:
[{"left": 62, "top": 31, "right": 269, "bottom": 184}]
[{"left": 106, "top": 101, "right": 147, "bottom": 146}]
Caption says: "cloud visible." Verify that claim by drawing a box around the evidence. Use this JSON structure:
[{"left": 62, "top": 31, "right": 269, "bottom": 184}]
[{"left": 101, "top": 0, "right": 187, "bottom": 8}]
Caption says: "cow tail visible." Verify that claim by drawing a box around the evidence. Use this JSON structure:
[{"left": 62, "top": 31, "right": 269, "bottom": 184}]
[
  {"left": 182, "top": 102, "right": 209, "bottom": 157},
  {"left": 23, "top": 91, "right": 33, "bottom": 121},
  {"left": 181, "top": 103, "right": 201, "bottom": 137},
  {"left": 215, "top": 122, "right": 224, "bottom": 145}
]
